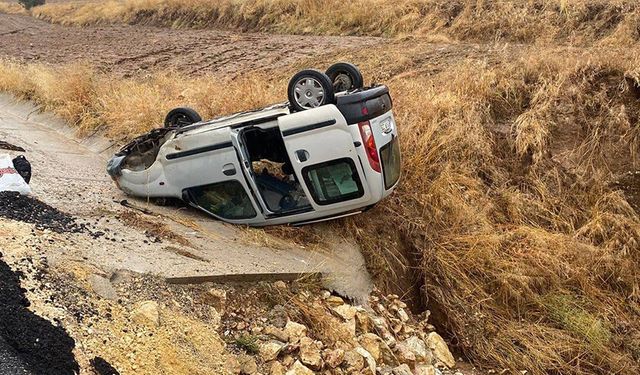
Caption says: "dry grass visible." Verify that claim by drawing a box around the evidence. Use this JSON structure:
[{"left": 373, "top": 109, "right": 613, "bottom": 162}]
[
  {"left": 15, "top": 0, "right": 638, "bottom": 45},
  {"left": 0, "top": 1, "right": 25, "bottom": 14},
  {"left": 0, "top": 60, "right": 279, "bottom": 141},
  {"left": 1, "top": 8, "right": 640, "bottom": 374}
]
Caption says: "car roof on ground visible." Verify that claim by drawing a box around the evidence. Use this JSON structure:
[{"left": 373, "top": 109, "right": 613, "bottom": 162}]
[{"left": 176, "top": 102, "right": 291, "bottom": 137}]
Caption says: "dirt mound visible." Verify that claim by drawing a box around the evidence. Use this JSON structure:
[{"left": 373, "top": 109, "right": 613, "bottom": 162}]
[
  {"left": 0, "top": 191, "right": 86, "bottom": 233},
  {"left": 0, "top": 253, "right": 79, "bottom": 375}
]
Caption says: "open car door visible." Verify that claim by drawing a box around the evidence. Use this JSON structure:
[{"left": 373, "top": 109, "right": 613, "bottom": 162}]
[{"left": 278, "top": 105, "right": 371, "bottom": 213}]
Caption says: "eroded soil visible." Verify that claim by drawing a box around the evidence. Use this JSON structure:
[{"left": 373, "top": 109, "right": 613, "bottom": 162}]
[{"left": 0, "top": 13, "right": 380, "bottom": 77}]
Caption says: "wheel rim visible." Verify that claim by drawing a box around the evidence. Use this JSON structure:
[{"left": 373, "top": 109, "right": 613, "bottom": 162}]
[{"left": 293, "top": 77, "right": 325, "bottom": 109}]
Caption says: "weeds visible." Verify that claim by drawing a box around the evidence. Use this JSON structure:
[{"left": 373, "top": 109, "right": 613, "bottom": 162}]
[{"left": 233, "top": 334, "right": 260, "bottom": 354}]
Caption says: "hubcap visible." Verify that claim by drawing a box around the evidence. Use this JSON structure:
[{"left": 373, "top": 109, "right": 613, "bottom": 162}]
[{"left": 294, "top": 77, "right": 325, "bottom": 109}]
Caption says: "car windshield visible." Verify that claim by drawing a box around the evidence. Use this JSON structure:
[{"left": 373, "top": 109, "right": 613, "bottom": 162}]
[{"left": 189, "top": 180, "right": 256, "bottom": 220}]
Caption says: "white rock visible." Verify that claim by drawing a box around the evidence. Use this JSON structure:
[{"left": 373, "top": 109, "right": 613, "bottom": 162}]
[
  {"left": 391, "top": 364, "right": 413, "bottom": 375},
  {"left": 343, "top": 349, "right": 364, "bottom": 371},
  {"left": 269, "top": 361, "right": 285, "bottom": 375},
  {"left": 299, "top": 337, "right": 323, "bottom": 370},
  {"left": 89, "top": 274, "right": 118, "bottom": 300},
  {"left": 426, "top": 332, "right": 455, "bottom": 368},
  {"left": 372, "top": 316, "right": 396, "bottom": 347},
  {"left": 403, "top": 336, "right": 430, "bottom": 363},
  {"left": 323, "top": 348, "right": 345, "bottom": 368},
  {"left": 356, "top": 346, "right": 376, "bottom": 375},
  {"left": 333, "top": 304, "right": 357, "bottom": 320},
  {"left": 359, "top": 333, "right": 383, "bottom": 361},
  {"left": 260, "top": 341, "right": 285, "bottom": 362},
  {"left": 284, "top": 321, "right": 307, "bottom": 343},
  {"left": 397, "top": 307, "right": 410, "bottom": 322},
  {"left": 131, "top": 300, "right": 159, "bottom": 327},
  {"left": 285, "top": 360, "right": 314, "bottom": 375},
  {"left": 415, "top": 364, "right": 437, "bottom": 375},
  {"left": 264, "top": 325, "right": 289, "bottom": 342},
  {"left": 237, "top": 354, "right": 258, "bottom": 374},
  {"left": 394, "top": 342, "right": 416, "bottom": 365}
]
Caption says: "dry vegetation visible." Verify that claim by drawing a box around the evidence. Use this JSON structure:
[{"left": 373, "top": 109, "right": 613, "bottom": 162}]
[
  {"left": 0, "top": 1, "right": 25, "bottom": 13},
  {"left": 18, "top": 0, "right": 640, "bottom": 45},
  {"left": 1, "top": 1, "right": 640, "bottom": 374}
]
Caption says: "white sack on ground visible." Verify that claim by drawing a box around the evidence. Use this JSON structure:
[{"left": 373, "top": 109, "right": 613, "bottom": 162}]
[{"left": 0, "top": 154, "right": 31, "bottom": 195}]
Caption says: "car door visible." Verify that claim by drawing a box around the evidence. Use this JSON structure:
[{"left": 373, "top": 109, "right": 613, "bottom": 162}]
[
  {"left": 161, "top": 126, "right": 263, "bottom": 224},
  {"left": 278, "top": 105, "right": 371, "bottom": 213}
]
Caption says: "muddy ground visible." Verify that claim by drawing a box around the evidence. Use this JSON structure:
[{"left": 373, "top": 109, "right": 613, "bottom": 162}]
[{"left": 0, "top": 13, "right": 381, "bottom": 77}]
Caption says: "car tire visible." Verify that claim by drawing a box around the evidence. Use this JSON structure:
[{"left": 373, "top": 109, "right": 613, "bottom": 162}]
[
  {"left": 326, "top": 62, "right": 364, "bottom": 92},
  {"left": 288, "top": 69, "right": 335, "bottom": 112},
  {"left": 164, "top": 107, "right": 202, "bottom": 128}
]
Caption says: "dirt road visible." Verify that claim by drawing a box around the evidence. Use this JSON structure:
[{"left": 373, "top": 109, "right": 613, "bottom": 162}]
[{"left": 0, "top": 13, "right": 380, "bottom": 77}]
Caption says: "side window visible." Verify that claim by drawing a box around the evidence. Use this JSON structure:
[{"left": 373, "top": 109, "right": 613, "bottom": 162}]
[
  {"left": 302, "top": 158, "right": 364, "bottom": 205},
  {"left": 380, "top": 136, "right": 401, "bottom": 189},
  {"left": 189, "top": 180, "right": 256, "bottom": 220}
]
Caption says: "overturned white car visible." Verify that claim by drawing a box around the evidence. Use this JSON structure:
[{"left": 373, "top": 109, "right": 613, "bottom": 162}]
[{"left": 107, "top": 63, "right": 401, "bottom": 226}]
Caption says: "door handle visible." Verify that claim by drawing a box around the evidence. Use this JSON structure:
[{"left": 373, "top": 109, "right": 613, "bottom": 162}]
[
  {"left": 295, "top": 150, "right": 309, "bottom": 162},
  {"left": 222, "top": 163, "right": 237, "bottom": 176}
]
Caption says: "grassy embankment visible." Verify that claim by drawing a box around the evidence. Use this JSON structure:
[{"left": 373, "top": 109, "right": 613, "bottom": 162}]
[
  {"left": 21, "top": 0, "right": 640, "bottom": 44},
  {"left": 1, "top": 1, "right": 640, "bottom": 374}
]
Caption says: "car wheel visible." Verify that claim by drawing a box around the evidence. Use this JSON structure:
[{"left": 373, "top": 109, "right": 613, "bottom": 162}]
[
  {"left": 164, "top": 107, "right": 202, "bottom": 128},
  {"left": 326, "top": 62, "right": 364, "bottom": 92},
  {"left": 287, "top": 69, "right": 335, "bottom": 112}
]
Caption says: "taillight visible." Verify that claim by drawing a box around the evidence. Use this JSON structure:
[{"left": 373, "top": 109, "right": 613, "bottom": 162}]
[{"left": 358, "top": 121, "right": 381, "bottom": 173}]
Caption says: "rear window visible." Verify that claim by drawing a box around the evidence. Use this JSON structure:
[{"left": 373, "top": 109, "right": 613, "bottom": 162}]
[
  {"left": 302, "top": 158, "right": 364, "bottom": 205},
  {"left": 189, "top": 180, "right": 257, "bottom": 219},
  {"left": 380, "top": 136, "right": 401, "bottom": 189}
]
